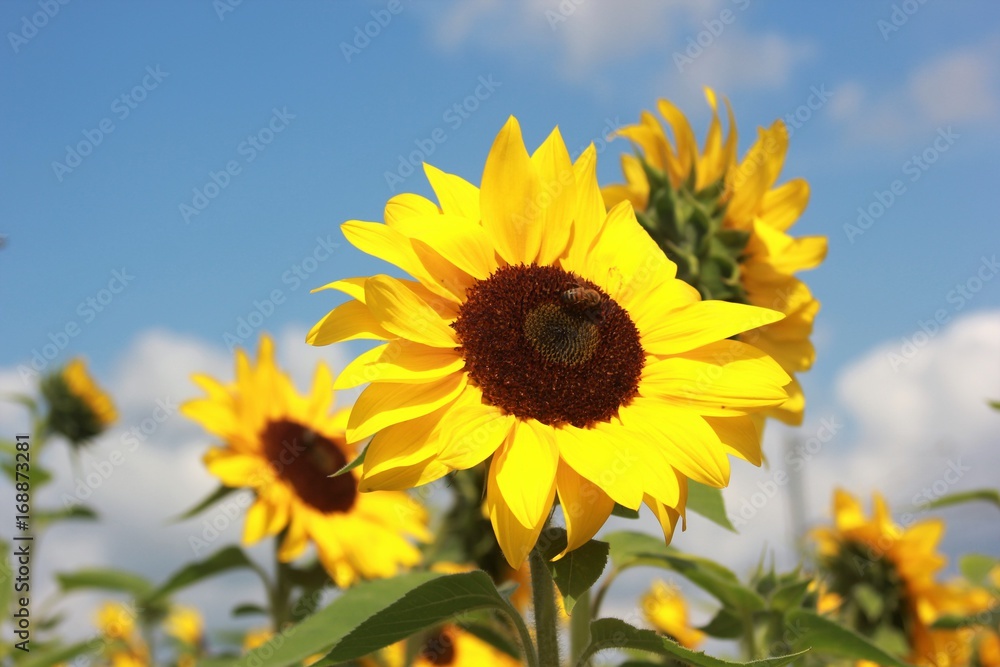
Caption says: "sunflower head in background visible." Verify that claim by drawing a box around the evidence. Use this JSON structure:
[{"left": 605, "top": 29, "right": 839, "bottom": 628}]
[
  {"left": 41, "top": 358, "right": 117, "bottom": 446},
  {"left": 308, "top": 116, "right": 791, "bottom": 568},
  {"left": 182, "top": 335, "right": 429, "bottom": 588},
  {"left": 642, "top": 579, "right": 705, "bottom": 649},
  {"left": 94, "top": 602, "right": 149, "bottom": 667},
  {"left": 604, "top": 89, "right": 827, "bottom": 426},
  {"left": 811, "top": 489, "right": 958, "bottom": 664}
]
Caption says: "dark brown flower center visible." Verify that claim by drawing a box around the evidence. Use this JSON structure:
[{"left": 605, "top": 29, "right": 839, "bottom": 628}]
[
  {"left": 260, "top": 419, "right": 357, "bottom": 514},
  {"left": 453, "top": 264, "right": 644, "bottom": 428},
  {"left": 420, "top": 629, "right": 456, "bottom": 665}
]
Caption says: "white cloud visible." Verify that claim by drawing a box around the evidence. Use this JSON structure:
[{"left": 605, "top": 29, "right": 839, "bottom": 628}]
[
  {"left": 832, "top": 41, "right": 1000, "bottom": 143},
  {"left": 419, "top": 1, "right": 813, "bottom": 98}
]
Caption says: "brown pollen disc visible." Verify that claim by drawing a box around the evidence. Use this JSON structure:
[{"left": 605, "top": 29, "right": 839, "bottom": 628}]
[
  {"left": 260, "top": 419, "right": 357, "bottom": 514},
  {"left": 453, "top": 264, "right": 644, "bottom": 428}
]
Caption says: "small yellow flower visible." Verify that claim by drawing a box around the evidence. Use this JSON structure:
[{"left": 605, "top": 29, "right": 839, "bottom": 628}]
[
  {"left": 95, "top": 602, "right": 137, "bottom": 641},
  {"left": 642, "top": 580, "right": 705, "bottom": 649},
  {"left": 42, "top": 358, "right": 117, "bottom": 444},
  {"left": 243, "top": 629, "right": 323, "bottom": 666},
  {"left": 164, "top": 605, "right": 203, "bottom": 646},
  {"left": 604, "top": 90, "right": 827, "bottom": 426},
  {"left": 309, "top": 116, "right": 791, "bottom": 568},
  {"left": 182, "top": 335, "right": 428, "bottom": 587}
]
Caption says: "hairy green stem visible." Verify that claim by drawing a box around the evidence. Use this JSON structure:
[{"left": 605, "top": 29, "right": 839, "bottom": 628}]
[{"left": 530, "top": 547, "right": 561, "bottom": 667}]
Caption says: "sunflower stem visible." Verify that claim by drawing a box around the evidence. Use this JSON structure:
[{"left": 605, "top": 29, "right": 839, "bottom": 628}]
[
  {"left": 569, "top": 589, "right": 591, "bottom": 666},
  {"left": 530, "top": 546, "right": 561, "bottom": 667}
]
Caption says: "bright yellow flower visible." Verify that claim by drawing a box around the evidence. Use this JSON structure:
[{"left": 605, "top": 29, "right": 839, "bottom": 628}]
[
  {"left": 182, "top": 335, "right": 429, "bottom": 587},
  {"left": 642, "top": 580, "right": 705, "bottom": 648},
  {"left": 42, "top": 358, "right": 117, "bottom": 444},
  {"left": 164, "top": 606, "right": 203, "bottom": 646},
  {"left": 413, "top": 625, "right": 523, "bottom": 667},
  {"left": 812, "top": 490, "right": 958, "bottom": 666},
  {"left": 242, "top": 628, "right": 274, "bottom": 653},
  {"left": 95, "top": 602, "right": 138, "bottom": 641},
  {"left": 604, "top": 90, "right": 826, "bottom": 425},
  {"left": 308, "top": 116, "right": 790, "bottom": 567}
]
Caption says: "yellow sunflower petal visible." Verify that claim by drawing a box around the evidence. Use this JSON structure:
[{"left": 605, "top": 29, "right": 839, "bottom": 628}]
[
  {"left": 555, "top": 423, "right": 645, "bottom": 510},
  {"left": 487, "top": 453, "right": 553, "bottom": 569},
  {"left": 309, "top": 276, "right": 368, "bottom": 300},
  {"left": 384, "top": 192, "right": 440, "bottom": 227},
  {"left": 334, "top": 341, "right": 464, "bottom": 389},
  {"left": 364, "top": 275, "right": 458, "bottom": 348},
  {"left": 423, "top": 163, "right": 481, "bottom": 220},
  {"left": 554, "top": 460, "right": 614, "bottom": 558},
  {"left": 346, "top": 372, "right": 467, "bottom": 443},
  {"left": 390, "top": 213, "right": 497, "bottom": 281},
  {"left": 437, "top": 388, "right": 515, "bottom": 469},
  {"left": 531, "top": 127, "right": 577, "bottom": 265},
  {"left": 759, "top": 178, "right": 809, "bottom": 232},
  {"left": 493, "top": 420, "right": 559, "bottom": 529},
  {"left": 642, "top": 340, "right": 791, "bottom": 416},
  {"left": 704, "top": 415, "right": 762, "bottom": 465},
  {"left": 640, "top": 300, "right": 784, "bottom": 356},
  {"left": 306, "top": 299, "right": 390, "bottom": 345},
  {"left": 480, "top": 116, "right": 541, "bottom": 265}
]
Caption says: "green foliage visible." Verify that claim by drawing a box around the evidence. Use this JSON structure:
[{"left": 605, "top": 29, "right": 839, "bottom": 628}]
[
  {"left": 171, "top": 484, "right": 237, "bottom": 522},
  {"left": 785, "top": 610, "right": 916, "bottom": 667},
  {"left": 578, "top": 618, "right": 806, "bottom": 667},
  {"left": 147, "top": 545, "right": 257, "bottom": 604},
  {"left": 923, "top": 488, "right": 1000, "bottom": 512},
  {"left": 56, "top": 568, "right": 154, "bottom": 598},
  {"left": 539, "top": 528, "right": 610, "bottom": 614},
  {"left": 687, "top": 481, "right": 738, "bottom": 532}
]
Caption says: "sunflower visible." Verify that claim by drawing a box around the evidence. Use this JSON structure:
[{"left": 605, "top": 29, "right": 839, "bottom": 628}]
[
  {"left": 182, "top": 335, "right": 428, "bottom": 587},
  {"left": 812, "top": 490, "right": 953, "bottom": 665},
  {"left": 307, "top": 117, "right": 791, "bottom": 567},
  {"left": 41, "top": 358, "right": 117, "bottom": 444},
  {"left": 414, "top": 625, "right": 523, "bottom": 667},
  {"left": 94, "top": 602, "right": 149, "bottom": 667},
  {"left": 642, "top": 579, "right": 705, "bottom": 648},
  {"left": 603, "top": 90, "right": 827, "bottom": 425},
  {"left": 164, "top": 605, "right": 203, "bottom": 646}
]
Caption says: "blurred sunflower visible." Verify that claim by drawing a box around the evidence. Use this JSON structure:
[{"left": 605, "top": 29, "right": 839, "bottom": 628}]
[
  {"left": 164, "top": 605, "right": 203, "bottom": 646},
  {"left": 41, "top": 358, "right": 117, "bottom": 444},
  {"left": 642, "top": 579, "right": 705, "bottom": 648},
  {"left": 811, "top": 489, "right": 956, "bottom": 665},
  {"left": 94, "top": 602, "right": 148, "bottom": 667},
  {"left": 414, "top": 625, "right": 523, "bottom": 667},
  {"left": 182, "top": 335, "right": 428, "bottom": 587},
  {"left": 308, "top": 116, "right": 790, "bottom": 567},
  {"left": 603, "top": 89, "right": 827, "bottom": 425}
]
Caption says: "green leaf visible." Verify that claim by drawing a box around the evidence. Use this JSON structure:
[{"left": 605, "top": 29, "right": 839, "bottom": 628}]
[
  {"left": 960, "top": 554, "right": 999, "bottom": 586},
  {"left": 170, "top": 484, "right": 237, "bottom": 522},
  {"left": 699, "top": 607, "right": 744, "bottom": 639},
  {"left": 330, "top": 443, "right": 367, "bottom": 478},
  {"left": 232, "top": 603, "right": 268, "bottom": 617},
  {"left": 1, "top": 459, "right": 52, "bottom": 486},
  {"left": 786, "top": 609, "right": 916, "bottom": 667},
  {"left": 605, "top": 531, "right": 765, "bottom": 612},
  {"left": 318, "top": 571, "right": 529, "bottom": 664},
  {"left": 237, "top": 571, "right": 530, "bottom": 667},
  {"left": 931, "top": 606, "right": 1000, "bottom": 629},
  {"left": 539, "top": 529, "right": 610, "bottom": 614},
  {"left": 924, "top": 488, "right": 1000, "bottom": 512},
  {"left": 853, "top": 583, "right": 885, "bottom": 620},
  {"left": 146, "top": 545, "right": 256, "bottom": 604},
  {"left": 18, "top": 640, "right": 100, "bottom": 667},
  {"left": 988, "top": 399, "right": 1000, "bottom": 411},
  {"left": 686, "top": 481, "right": 736, "bottom": 532},
  {"left": 33, "top": 505, "right": 98, "bottom": 527},
  {"left": 578, "top": 618, "right": 806, "bottom": 667},
  {"left": 56, "top": 568, "right": 154, "bottom": 598},
  {"left": 0, "top": 541, "right": 11, "bottom": 621},
  {"left": 611, "top": 503, "right": 640, "bottom": 519}
]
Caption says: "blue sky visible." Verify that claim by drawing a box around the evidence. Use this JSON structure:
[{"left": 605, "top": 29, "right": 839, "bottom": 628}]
[{"left": 2, "top": 0, "right": 999, "bottom": 639}]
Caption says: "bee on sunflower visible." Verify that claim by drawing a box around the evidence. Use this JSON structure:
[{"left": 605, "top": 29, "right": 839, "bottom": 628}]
[
  {"left": 604, "top": 89, "right": 827, "bottom": 426},
  {"left": 308, "top": 116, "right": 792, "bottom": 567}
]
